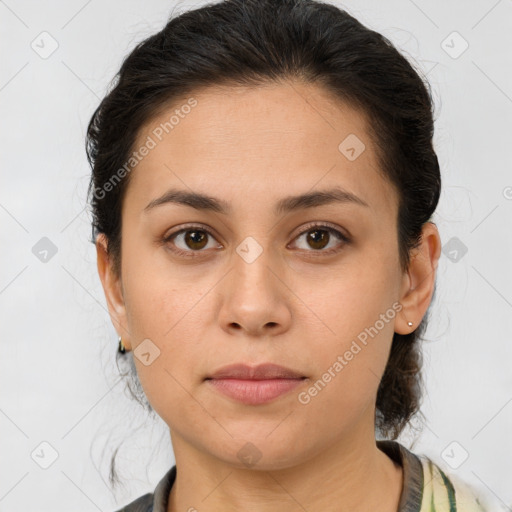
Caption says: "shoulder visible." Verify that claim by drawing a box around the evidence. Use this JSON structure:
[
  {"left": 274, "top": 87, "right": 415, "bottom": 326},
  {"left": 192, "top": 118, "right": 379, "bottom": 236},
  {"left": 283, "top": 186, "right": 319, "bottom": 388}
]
[
  {"left": 417, "top": 454, "right": 500, "bottom": 512},
  {"left": 112, "top": 465, "right": 177, "bottom": 512},
  {"left": 380, "top": 440, "right": 501, "bottom": 512},
  {"left": 112, "top": 492, "right": 153, "bottom": 512}
]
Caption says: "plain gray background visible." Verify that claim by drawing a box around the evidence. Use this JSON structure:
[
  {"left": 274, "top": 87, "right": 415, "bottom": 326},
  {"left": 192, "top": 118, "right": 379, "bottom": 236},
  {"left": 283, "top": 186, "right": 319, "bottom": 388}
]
[{"left": 1, "top": 0, "right": 511, "bottom": 510}]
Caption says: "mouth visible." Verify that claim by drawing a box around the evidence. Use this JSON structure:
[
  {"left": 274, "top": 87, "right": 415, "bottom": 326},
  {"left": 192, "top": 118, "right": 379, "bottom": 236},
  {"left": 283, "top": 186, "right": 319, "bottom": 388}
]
[
  {"left": 205, "top": 363, "right": 307, "bottom": 405},
  {"left": 206, "top": 362, "right": 306, "bottom": 380}
]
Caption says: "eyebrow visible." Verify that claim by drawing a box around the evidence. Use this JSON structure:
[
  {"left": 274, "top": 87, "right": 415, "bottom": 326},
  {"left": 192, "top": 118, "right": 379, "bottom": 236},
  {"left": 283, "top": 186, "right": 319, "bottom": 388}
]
[{"left": 143, "top": 186, "right": 369, "bottom": 215}]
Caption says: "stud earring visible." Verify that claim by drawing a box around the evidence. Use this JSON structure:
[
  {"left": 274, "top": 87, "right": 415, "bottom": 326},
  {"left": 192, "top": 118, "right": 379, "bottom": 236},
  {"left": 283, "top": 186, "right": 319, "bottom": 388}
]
[
  {"left": 118, "top": 336, "right": 126, "bottom": 354},
  {"left": 407, "top": 321, "right": 413, "bottom": 327}
]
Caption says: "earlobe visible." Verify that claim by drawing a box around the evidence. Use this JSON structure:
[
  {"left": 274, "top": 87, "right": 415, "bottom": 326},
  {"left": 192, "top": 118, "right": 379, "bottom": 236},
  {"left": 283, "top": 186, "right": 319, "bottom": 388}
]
[
  {"left": 95, "top": 233, "right": 132, "bottom": 350},
  {"left": 395, "top": 222, "right": 442, "bottom": 335}
]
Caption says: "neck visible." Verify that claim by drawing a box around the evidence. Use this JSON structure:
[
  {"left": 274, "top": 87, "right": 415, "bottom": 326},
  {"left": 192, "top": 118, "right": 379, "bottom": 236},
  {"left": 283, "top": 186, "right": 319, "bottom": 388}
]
[{"left": 166, "top": 424, "right": 403, "bottom": 512}]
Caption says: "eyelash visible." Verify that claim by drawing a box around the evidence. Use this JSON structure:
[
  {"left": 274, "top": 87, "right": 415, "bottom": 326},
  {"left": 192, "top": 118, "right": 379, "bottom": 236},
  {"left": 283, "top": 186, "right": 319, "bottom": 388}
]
[{"left": 162, "top": 222, "right": 351, "bottom": 259}]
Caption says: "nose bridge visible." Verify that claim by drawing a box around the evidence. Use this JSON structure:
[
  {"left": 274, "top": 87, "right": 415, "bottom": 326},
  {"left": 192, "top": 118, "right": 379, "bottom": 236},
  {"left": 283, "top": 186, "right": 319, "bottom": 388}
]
[{"left": 232, "top": 233, "right": 275, "bottom": 294}]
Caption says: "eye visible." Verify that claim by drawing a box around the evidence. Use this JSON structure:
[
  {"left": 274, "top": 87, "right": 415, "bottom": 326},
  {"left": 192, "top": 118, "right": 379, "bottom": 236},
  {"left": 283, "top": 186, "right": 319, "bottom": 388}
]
[
  {"left": 163, "top": 225, "right": 221, "bottom": 258},
  {"left": 289, "top": 223, "right": 350, "bottom": 255},
  {"left": 162, "top": 222, "right": 350, "bottom": 259}
]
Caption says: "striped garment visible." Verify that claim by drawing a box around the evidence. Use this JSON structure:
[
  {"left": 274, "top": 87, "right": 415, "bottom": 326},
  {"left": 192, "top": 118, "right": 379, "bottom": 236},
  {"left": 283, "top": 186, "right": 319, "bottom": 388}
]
[
  {"left": 114, "top": 440, "right": 501, "bottom": 511},
  {"left": 415, "top": 453, "right": 496, "bottom": 512},
  {"left": 377, "top": 440, "right": 501, "bottom": 512}
]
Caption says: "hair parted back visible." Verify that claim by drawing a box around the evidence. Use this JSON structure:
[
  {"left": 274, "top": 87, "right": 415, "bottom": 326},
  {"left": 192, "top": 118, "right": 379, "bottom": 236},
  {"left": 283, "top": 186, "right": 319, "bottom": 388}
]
[{"left": 86, "top": 0, "right": 440, "bottom": 487}]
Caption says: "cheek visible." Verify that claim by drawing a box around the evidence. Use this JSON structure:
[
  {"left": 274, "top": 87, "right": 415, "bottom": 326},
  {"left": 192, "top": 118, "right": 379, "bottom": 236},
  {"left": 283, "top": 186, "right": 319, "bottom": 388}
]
[
  {"left": 121, "top": 228, "right": 218, "bottom": 336},
  {"left": 293, "top": 253, "right": 398, "bottom": 345},
  {"left": 291, "top": 259, "right": 398, "bottom": 412},
  {"left": 124, "top": 275, "right": 211, "bottom": 366},
  {"left": 121, "top": 239, "right": 191, "bottom": 336},
  {"left": 295, "top": 318, "right": 395, "bottom": 433},
  {"left": 120, "top": 258, "right": 215, "bottom": 415},
  {"left": 125, "top": 287, "right": 208, "bottom": 425}
]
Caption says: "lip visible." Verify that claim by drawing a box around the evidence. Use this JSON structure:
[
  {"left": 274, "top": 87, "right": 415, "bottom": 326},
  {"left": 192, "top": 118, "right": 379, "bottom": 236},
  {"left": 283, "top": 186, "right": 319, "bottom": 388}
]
[
  {"left": 205, "top": 363, "right": 307, "bottom": 405},
  {"left": 206, "top": 363, "right": 305, "bottom": 380}
]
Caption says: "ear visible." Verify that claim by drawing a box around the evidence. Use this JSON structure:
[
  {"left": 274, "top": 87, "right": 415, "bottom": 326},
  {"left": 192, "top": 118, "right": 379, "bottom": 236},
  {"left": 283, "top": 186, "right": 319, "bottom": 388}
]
[
  {"left": 395, "top": 222, "right": 442, "bottom": 335},
  {"left": 96, "top": 233, "right": 132, "bottom": 351}
]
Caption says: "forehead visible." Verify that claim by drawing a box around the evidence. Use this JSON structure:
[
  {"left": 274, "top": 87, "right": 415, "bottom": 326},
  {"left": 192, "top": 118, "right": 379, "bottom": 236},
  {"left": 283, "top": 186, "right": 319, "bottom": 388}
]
[{"left": 126, "top": 80, "right": 398, "bottom": 218}]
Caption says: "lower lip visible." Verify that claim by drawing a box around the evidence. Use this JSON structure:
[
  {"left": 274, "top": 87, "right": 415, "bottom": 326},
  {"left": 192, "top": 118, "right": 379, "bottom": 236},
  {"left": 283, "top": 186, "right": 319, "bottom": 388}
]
[{"left": 206, "top": 378, "right": 305, "bottom": 405}]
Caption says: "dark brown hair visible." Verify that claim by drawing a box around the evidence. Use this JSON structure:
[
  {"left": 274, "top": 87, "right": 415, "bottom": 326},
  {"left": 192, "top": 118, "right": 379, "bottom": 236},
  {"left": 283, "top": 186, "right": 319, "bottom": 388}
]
[{"left": 86, "top": 0, "right": 440, "bottom": 486}]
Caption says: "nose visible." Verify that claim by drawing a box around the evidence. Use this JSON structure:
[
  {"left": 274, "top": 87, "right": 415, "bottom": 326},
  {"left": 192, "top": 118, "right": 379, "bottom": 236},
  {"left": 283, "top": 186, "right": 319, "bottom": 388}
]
[{"left": 217, "top": 242, "right": 293, "bottom": 338}]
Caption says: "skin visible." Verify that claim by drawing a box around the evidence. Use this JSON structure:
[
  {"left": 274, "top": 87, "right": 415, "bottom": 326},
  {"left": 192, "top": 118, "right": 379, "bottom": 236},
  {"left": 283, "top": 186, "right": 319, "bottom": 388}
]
[{"left": 96, "top": 80, "right": 441, "bottom": 512}]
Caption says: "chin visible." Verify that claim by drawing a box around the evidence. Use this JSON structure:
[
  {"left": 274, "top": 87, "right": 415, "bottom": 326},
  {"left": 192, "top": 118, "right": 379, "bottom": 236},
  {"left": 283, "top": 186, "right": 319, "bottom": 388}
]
[{"left": 208, "top": 435, "right": 311, "bottom": 472}]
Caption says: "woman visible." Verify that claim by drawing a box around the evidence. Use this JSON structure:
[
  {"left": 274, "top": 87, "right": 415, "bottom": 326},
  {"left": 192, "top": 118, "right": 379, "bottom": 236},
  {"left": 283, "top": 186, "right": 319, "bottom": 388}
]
[{"left": 87, "top": 0, "right": 494, "bottom": 510}]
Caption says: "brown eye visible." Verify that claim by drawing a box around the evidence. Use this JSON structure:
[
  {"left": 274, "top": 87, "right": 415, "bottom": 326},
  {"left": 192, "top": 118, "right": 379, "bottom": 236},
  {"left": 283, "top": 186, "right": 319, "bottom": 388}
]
[
  {"left": 183, "top": 230, "right": 208, "bottom": 250},
  {"left": 164, "top": 226, "right": 221, "bottom": 257},
  {"left": 305, "top": 228, "right": 330, "bottom": 250},
  {"left": 291, "top": 224, "right": 350, "bottom": 255}
]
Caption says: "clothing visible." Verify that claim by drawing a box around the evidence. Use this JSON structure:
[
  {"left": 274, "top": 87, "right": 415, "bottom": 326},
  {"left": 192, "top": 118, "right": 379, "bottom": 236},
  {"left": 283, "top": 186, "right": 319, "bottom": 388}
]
[{"left": 113, "top": 440, "right": 494, "bottom": 512}]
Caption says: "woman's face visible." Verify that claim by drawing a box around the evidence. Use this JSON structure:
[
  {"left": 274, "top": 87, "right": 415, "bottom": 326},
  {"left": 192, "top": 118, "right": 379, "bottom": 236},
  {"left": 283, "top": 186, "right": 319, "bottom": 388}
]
[{"left": 98, "top": 80, "right": 432, "bottom": 469}]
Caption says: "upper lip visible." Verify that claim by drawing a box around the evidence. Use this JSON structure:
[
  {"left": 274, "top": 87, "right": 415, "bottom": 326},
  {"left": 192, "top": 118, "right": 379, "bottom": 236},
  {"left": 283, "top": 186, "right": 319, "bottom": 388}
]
[{"left": 206, "top": 363, "right": 305, "bottom": 380}]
